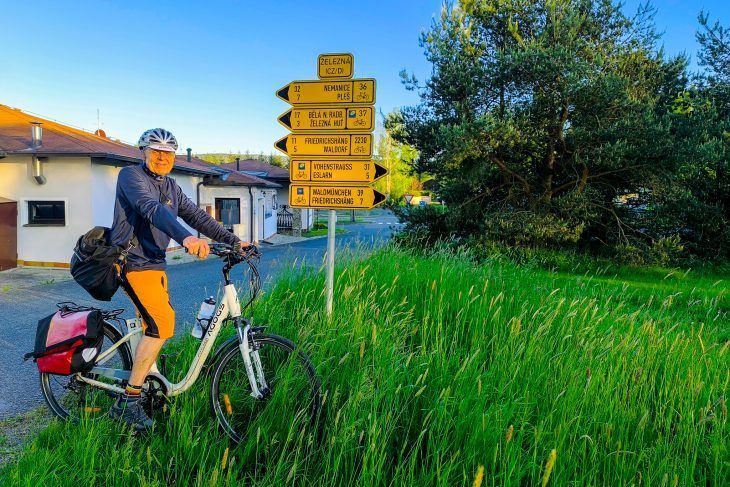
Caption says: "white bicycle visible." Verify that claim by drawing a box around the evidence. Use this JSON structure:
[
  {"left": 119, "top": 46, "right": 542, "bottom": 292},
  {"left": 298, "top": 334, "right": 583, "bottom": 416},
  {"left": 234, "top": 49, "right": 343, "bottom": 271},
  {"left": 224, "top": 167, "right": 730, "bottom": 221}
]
[{"left": 39, "top": 243, "right": 321, "bottom": 444}]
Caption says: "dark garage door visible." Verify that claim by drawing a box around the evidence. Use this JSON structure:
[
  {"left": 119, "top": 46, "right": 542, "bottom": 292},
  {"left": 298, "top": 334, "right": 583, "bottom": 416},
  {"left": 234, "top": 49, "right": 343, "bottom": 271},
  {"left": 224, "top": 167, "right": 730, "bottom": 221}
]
[{"left": 0, "top": 199, "right": 17, "bottom": 271}]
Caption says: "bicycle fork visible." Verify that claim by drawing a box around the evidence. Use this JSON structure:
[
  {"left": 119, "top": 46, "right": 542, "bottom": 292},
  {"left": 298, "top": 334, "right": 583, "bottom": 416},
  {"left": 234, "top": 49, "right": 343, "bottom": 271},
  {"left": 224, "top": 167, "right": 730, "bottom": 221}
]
[{"left": 236, "top": 319, "right": 269, "bottom": 399}]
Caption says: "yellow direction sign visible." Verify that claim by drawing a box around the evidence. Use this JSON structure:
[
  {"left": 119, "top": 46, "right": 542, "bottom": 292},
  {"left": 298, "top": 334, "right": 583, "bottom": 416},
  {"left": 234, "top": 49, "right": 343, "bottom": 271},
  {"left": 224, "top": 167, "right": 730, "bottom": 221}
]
[
  {"left": 289, "top": 184, "right": 386, "bottom": 209},
  {"left": 278, "top": 106, "right": 374, "bottom": 132},
  {"left": 290, "top": 160, "right": 387, "bottom": 183},
  {"left": 276, "top": 79, "right": 376, "bottom": 105},
  {"left": 318, "top": 53, "right": 353, "bottom": 79},
  {"left": 274, "top": 133, "right": 372, "bottom": 158}
]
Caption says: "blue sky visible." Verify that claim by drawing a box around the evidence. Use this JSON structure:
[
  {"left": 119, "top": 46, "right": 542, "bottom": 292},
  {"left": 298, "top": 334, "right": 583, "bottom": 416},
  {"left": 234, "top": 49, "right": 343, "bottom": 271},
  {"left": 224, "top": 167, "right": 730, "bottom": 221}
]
[{"left": 1, "top": 1, "right": 727, "bottom": 155}]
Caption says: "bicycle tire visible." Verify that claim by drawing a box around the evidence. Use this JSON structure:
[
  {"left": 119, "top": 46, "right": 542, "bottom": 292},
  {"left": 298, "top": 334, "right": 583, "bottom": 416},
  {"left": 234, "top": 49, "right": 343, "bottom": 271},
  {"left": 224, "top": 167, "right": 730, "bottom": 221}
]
[
  {"left": 210, "top": 333, "right": 321, "bottom": 444},
  {"left": 40, "top": 321, "right": 133, "bottom": 422}
]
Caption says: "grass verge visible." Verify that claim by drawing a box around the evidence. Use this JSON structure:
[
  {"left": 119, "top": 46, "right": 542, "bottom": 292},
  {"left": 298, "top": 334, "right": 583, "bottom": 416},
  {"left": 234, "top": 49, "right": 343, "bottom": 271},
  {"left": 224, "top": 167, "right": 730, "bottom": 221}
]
[
  {"left": 303, "top": 228, "right": 347, "bottom": 238},
  {"left": 1, "top": 246, "right": 728, "bottom": 485}
]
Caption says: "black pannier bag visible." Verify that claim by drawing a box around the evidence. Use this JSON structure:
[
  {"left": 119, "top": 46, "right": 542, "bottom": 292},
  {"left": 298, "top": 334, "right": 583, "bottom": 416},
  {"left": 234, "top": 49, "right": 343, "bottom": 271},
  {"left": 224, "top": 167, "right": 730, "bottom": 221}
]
[
  {"left": 70, "top": 226, "right": 136, "bottom": 301},
  {"left": 24, "top": 304, "right": 105, "bottom": 375}
]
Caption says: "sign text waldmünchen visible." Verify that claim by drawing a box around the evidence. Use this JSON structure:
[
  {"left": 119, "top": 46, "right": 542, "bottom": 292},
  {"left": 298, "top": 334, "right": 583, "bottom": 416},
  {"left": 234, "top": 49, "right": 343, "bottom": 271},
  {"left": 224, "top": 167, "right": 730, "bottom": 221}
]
[{"left": 289, "top": 185, "right": 385, "bottom": 210}]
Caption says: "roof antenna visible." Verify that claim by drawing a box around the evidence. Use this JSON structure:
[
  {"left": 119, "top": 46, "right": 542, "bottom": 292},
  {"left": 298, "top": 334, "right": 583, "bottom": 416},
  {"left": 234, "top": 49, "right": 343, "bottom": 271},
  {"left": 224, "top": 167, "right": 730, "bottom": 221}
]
[{"left": 94, "top": 108, "right": 107, "bottom": 138}]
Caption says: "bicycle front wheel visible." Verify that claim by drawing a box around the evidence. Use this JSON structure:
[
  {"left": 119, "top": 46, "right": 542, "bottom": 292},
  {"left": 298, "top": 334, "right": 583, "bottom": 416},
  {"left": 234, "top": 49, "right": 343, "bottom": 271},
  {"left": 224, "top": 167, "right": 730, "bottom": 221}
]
[
  {"left": 210, "top": 333, "right": 321, "bottom": 444},
  {"left": 40, "top": 321, "right": 133, "bottom": 422}
]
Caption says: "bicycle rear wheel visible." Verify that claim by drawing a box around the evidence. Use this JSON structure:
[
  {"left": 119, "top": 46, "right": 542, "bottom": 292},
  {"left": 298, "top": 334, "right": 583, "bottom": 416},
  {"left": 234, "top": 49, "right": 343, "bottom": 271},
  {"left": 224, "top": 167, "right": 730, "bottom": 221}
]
[
  {"left": 40, "top": 322, "right": 133, "bottom": 422},
  {"left": 210, "top": 333, "right": 321, "bottom": 444}
]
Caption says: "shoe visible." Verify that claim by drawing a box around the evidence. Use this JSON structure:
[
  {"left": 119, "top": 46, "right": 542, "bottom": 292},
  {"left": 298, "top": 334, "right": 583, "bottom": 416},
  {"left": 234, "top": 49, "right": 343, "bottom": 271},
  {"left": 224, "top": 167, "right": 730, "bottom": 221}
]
[{"left": 109, "top": 398, "right": 153, "bottom": 432}]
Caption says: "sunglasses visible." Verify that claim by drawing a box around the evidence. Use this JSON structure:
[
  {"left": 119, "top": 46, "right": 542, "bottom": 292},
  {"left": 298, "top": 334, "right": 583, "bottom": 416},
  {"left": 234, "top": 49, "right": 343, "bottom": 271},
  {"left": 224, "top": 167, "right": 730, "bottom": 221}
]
[{"left": 149, "top": 148, "right": 176, "bottom": 158}]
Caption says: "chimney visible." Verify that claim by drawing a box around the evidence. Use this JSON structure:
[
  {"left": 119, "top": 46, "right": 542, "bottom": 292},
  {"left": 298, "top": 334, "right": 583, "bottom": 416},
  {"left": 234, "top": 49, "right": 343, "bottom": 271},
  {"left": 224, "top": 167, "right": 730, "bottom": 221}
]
[
  {"left": 32, "top": 156, "right": 47, "bottom": 185},
  {"left": 186, "top": 148, "right": 192, "bottom": 162},
  {"left": 31, "top": 121, "right": 42, "bottom": 148},
  {"left": 236, "top": 157, "right": 240, "bottom": 171}
]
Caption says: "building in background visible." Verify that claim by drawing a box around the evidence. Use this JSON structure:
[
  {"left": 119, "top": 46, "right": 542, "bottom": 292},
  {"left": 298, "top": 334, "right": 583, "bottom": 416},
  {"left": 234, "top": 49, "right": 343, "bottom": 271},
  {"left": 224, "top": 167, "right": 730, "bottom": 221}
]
[
  {"left": 219, "top": 158, "right": 313, "bottom": 234},
  {"left": 0, "top": 104, "right": 276, "bottom": 269}
]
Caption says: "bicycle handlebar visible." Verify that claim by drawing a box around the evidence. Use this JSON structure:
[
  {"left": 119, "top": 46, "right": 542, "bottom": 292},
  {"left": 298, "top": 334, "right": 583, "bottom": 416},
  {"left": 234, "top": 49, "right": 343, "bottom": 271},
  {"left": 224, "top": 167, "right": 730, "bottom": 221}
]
[
  {"left": 182, "top": 241, "right": 261, "bottom": 308},
  {"left": 208, "top": 242, "right": 260, "bottom": 259}
]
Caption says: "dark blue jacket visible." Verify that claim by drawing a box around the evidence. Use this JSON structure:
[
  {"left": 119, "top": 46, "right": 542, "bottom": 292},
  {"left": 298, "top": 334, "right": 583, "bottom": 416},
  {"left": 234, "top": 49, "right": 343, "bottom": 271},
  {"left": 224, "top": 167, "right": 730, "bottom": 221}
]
[{"left": 110, "top": 164, "right": 239, "bottom": 271}]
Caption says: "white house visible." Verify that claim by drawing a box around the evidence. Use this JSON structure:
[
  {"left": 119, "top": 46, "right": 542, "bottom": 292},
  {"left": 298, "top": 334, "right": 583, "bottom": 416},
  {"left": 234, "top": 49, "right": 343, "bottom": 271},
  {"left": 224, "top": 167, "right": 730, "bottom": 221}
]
[
  {"left": 219, "top": 159, "right": 314, "bottom": 232},
  {"left": 0, "top": 104, "right": 277, "bottom": 270}
]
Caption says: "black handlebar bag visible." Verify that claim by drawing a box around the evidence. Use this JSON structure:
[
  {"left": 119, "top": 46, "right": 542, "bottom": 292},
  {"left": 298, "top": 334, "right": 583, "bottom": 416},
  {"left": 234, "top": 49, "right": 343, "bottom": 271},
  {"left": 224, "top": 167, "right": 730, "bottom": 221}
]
[
  {"left": 24, "top": 306, "right": 104, "bottom": 375},
  {"left": 70, "top": 227, "right": 136, "bottom": 301}
]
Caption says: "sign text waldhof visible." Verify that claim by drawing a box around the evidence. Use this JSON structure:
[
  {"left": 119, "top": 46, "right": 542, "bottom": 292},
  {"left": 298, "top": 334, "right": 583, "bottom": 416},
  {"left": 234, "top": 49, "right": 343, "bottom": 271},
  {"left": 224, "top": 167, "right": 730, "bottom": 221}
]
[
  {"left": 275, "top": 133, "right": 372, "bottom": 158},
  {"left": 278, "top": 106, "right": 374, "bottom": 132},
  {"left": 290, "top": 160, "right": 387, "bottom": 183},
  {"left": 276, "top": 79, "right": 376, "bottom": 105},
  {"left": 290, "top": 185, "right": 385, "bottom": 210},
  {"left": 318, "top": 53, "right": 354, "bottom": 79}
]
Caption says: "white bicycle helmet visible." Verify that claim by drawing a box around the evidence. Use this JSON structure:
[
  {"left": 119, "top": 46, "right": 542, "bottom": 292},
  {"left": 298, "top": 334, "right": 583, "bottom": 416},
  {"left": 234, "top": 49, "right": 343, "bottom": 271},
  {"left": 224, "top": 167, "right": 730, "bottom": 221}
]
[{"left": 138, "top": 128, "right": 178, "bottom": 152}]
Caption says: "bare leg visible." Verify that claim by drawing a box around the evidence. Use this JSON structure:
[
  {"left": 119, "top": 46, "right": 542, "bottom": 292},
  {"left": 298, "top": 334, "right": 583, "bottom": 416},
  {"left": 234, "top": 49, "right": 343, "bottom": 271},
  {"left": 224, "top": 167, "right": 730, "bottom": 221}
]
[{"left": 128, "top": 336, "right": 167, "bottom": 386}]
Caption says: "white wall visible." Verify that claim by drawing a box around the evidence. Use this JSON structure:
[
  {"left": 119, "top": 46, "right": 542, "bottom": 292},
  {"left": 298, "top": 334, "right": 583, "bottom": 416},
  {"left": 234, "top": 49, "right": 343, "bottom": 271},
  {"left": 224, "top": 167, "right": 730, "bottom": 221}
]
[
  {"left": 254, "top": 189, "right": 277, "bottom": 240},
  {"left": 0, "top": 157, "right": 220, "bottom": 266},
  {"left": 301, "top": 208, "right": 313, "bottom": 230},
  {"left": 0, "top": 156, "right": 92, "bottom": 265},
  {"left": 198, "top": 185, "right": 252, "bottom": 242},
  {"left": 91, "top": 164, "right": 121, "bottom": 227},
  {"left": 277, "top": 187, "right": 288, "bottom": 206},
  {"left": 197, "top": 185, "right": 281, "bottom": 243},
  {"left": 171, "top": 173, "right": 202, "bottom": 246}
]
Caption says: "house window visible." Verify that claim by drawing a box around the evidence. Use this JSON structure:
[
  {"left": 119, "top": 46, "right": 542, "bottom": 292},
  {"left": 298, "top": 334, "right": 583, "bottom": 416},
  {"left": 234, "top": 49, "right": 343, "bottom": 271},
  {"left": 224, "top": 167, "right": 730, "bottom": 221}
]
[
  {"left": 27, "top": 200, "right": 65, "bottom": 226},
  {"left": 215, "top": 198, "right": 240, "bottom": 231}
]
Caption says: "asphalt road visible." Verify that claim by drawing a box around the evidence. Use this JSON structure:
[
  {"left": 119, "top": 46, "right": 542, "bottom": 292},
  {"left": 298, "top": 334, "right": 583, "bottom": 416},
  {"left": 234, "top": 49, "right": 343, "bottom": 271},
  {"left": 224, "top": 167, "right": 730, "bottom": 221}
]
[{"left": 0, "top": 215, "right": 401, "bottom": 420}]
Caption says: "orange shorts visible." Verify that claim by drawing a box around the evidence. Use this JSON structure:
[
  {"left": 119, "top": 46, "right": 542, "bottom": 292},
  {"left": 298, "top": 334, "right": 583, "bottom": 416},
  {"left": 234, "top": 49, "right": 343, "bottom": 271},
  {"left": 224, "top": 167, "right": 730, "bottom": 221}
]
[{"left": 122, "top": 270, "right": 175, "bottom": 339}]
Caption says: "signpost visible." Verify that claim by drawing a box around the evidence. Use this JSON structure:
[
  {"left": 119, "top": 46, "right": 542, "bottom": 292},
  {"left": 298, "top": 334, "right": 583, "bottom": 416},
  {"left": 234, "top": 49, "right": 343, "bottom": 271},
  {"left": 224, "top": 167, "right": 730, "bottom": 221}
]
[
  {"left": 276, "top": 53, "right": 385, "bottom": 318},
  {"left": 290, "top": 160, "right": 387, "bottom": 183},
  {"left": 276, "top": 79, "right": 376, "bottom": 105},
  {"left": 278, "top": 106, "right": 374, "bottom": 132},
  {"left": 274, "top": 133, "right": 372, "bottom": 158},
  {"left": 318, "top": 53, "right": 354, "bottom": 79},
  {"left": 289, "top": 185, "right": 385, "bottom": 209}
]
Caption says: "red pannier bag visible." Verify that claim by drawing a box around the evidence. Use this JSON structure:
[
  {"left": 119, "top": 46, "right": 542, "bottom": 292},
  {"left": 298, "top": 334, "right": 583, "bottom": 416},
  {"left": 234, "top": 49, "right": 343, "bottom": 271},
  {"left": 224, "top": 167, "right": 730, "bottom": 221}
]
[{"left": 25, "top": 304, "right": 104, "bottom": 375}]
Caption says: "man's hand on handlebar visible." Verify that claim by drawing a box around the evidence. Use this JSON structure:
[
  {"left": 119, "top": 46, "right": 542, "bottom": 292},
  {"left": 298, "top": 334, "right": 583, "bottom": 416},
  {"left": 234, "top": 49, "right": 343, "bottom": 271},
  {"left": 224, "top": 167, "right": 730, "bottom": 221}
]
[
  {"left": 207, "top": 241, "right": 260, "bottom": 259},
  {"left": 183, "top": 236, "right": 210, "bottom": 259},
  {"left": 235, "top": 241, "right": 260, "bottom": 257}
]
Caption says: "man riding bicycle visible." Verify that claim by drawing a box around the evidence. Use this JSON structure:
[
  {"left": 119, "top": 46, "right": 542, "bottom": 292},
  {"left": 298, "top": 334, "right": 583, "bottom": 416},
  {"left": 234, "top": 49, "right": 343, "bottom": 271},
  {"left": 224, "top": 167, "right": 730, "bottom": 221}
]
[{"left": 109, "top": 128, "right": 250, "bottom": 431}]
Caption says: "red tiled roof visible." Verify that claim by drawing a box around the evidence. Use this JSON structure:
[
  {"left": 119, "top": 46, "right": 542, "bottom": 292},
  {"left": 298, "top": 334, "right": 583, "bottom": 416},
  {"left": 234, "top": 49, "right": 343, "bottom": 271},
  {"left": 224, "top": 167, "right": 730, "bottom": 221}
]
[
  {"left": 205, "top": 170, "right": 281, "bottom": 188},
  {"left": 219, "top": 159, "right": 289, "bottom": 179},
  {"left": 0, "top": 104, "right": 219, "bottom": 176}
]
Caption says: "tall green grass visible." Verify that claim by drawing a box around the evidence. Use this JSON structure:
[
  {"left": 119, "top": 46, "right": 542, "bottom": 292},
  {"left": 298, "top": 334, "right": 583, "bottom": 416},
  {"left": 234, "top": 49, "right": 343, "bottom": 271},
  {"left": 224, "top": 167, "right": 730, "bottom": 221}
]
[{"left": 2, "top": 247, "right": 728, "bottom": 486}]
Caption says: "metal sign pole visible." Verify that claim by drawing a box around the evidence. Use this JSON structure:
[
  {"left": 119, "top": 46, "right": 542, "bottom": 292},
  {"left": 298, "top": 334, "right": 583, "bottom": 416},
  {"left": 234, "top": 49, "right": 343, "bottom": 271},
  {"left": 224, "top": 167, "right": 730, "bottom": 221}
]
[{"left": 326, "top": 209, "right": 336, "bottom": 317}]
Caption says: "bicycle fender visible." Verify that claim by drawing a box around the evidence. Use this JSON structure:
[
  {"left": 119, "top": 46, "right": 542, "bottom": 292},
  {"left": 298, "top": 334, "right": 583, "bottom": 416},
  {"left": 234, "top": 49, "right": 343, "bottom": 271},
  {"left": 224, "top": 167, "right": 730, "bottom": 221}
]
[
  {"left": 205, "top": 337, "right": 239, "bottom": 377},
  {"left": 204, "top": 326, "right": 269, "bottom": 378},
  {"left": 104, "top": 320, "right": 126, "bottom": 344}
]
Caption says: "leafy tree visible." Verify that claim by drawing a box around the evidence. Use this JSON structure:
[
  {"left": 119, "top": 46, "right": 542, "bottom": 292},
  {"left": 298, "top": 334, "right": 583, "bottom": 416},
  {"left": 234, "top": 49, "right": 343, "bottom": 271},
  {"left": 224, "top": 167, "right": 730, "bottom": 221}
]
[
  {"left": 393, "top": 0, "right": 689, "bottom": 251},
  {"left": 643, "top": 12, "right": 730, "bottom": 259},
  {"left": 697, "top": 11, "right": 730, "bottom": 86},
  {"left": 195, "top": 152, "right": 289, "bottom": 168},
  {"left": 374, "top": 114, "right": 421, "bottom": 204}
]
